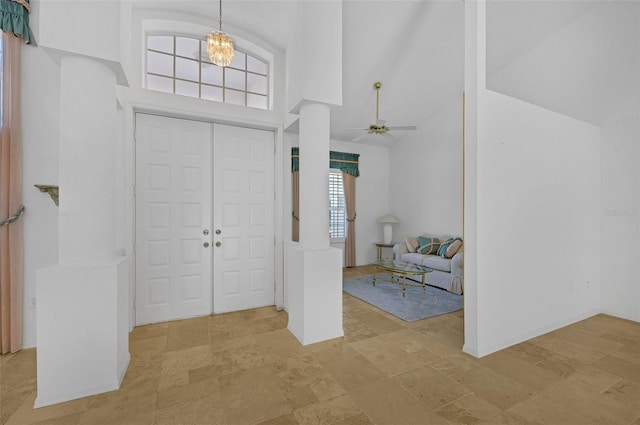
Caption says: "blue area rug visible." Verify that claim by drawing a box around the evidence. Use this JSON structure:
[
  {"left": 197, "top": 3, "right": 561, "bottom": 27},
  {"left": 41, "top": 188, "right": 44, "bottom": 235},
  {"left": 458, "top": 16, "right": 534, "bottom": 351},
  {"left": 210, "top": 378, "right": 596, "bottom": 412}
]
[{"left": 343, "top": 275, "right": 462, "bottom": 322}]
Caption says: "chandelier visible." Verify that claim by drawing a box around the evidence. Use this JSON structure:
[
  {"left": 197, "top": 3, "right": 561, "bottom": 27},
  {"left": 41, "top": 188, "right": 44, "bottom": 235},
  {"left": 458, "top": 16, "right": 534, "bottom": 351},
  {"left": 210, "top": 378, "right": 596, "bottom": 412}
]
[{"left": 206, "top": 0, "right": 235, "bottom": 67}]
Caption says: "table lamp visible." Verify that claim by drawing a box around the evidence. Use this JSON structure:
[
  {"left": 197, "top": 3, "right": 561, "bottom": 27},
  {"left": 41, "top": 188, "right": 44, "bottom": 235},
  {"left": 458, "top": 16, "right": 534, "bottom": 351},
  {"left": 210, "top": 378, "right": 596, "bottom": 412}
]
[{"left": 378, "top": 214, "right": 400, "bottom": 244}]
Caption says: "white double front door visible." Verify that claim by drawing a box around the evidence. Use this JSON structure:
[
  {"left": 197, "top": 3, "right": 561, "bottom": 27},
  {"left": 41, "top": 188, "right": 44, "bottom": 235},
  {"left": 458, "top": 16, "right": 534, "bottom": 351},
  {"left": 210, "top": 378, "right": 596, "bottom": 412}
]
[{"left": 135, "top": 113, "right": 275, "bottom": 325}]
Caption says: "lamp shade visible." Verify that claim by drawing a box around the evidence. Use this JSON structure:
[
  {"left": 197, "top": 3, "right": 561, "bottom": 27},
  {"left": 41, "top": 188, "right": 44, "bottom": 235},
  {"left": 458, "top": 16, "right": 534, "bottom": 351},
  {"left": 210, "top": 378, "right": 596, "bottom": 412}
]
[
  {"left": 378, "top": 214, "right": 400, "bottom": 224},
  {"left": 378, "top": 214, "right": 399, "bottom": 244}
]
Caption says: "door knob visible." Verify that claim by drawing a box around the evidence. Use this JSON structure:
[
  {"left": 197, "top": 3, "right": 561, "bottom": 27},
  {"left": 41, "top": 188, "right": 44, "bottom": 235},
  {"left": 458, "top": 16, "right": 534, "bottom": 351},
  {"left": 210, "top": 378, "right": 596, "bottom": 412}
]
[
  {"left": 203, "top": 229, "right": 209, "bottom": 235},
  {"left": 203, "top": 242, "right": 210, "bottom": 248},
  {"left": 215, "top": 229, "right": 221, "bottom": 235},
  {"left": 215, "top": 241, "right": 222, "bottom": 247}
]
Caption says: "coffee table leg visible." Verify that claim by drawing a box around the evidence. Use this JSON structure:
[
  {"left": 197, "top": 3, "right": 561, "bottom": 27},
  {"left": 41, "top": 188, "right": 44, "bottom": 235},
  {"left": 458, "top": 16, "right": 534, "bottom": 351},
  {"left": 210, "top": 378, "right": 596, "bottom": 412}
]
[
  {"left": 372, "top": 268, "right": 377, "bottom": 286},
  {"left": 402, "top": 273, "right": 406, "bottom": 297},
  {"left": 422, "top": 273, "right": 426, "bottom": 292}
]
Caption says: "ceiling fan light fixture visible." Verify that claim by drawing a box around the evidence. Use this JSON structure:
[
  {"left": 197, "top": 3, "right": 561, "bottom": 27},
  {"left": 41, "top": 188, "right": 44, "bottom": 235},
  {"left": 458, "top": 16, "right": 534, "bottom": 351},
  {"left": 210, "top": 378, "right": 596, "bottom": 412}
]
[{"left": 207, "top": 0, "right": 235, "bottom": 67}]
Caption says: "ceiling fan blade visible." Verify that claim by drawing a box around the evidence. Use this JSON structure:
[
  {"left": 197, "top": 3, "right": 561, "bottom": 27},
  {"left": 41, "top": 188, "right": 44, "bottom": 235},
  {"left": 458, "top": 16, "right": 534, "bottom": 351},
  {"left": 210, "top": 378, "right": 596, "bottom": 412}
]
[
  {"left": 342, "top": 127, "right": 369, "bottom": 131},
  {"left": 379, "top": 132, "right": 398, "bottom": 141},
  {"left": 352, "top": 133, "right": 368, "bottom": 142},
  {"left": 386, "top": 125, "right": 417, "bottom": 131}
]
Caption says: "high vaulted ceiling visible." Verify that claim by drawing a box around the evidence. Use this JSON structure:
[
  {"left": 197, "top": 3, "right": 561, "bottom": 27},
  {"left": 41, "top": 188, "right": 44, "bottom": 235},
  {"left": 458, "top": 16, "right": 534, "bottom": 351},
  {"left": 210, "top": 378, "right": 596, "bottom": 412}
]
[{"left": 131, "top": 0, "right": 465, "bottom": 145}]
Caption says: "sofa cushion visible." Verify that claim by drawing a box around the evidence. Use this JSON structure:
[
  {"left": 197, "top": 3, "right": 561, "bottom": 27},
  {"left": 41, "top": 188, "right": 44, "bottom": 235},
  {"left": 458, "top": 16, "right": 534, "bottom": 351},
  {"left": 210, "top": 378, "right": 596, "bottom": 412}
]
[
  {"left": 421, "top": 255, "right": 452, "bottom": 273},
  {"left": 404, "top": 236, "right": 419, "bottom": 253},
  {"left": 400, "top": 253, "right": 426, "bottom": 266},
  {"left": 417, "top": 236, "right": 440, "bottom": 255}
]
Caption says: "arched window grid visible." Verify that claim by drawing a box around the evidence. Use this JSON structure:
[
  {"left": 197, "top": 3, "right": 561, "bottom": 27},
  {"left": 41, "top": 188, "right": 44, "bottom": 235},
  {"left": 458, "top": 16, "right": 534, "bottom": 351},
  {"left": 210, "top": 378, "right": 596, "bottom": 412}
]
[{"left": 145, "top": 34, "right": 270, "bottom": 110}]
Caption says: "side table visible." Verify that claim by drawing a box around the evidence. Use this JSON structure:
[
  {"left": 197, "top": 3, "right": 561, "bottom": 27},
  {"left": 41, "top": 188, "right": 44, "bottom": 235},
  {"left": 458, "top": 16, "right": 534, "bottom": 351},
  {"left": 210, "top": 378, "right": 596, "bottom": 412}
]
[{"left": 374, "top": 242, "right": 396, "bottom": 260}]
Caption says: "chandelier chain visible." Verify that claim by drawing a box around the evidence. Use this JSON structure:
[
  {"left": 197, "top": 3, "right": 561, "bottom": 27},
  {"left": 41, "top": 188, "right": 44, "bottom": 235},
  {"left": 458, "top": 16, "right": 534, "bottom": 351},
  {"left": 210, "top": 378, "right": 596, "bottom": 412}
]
[{"left": 219, "top": 0, "right": 223, "bottom": 31}]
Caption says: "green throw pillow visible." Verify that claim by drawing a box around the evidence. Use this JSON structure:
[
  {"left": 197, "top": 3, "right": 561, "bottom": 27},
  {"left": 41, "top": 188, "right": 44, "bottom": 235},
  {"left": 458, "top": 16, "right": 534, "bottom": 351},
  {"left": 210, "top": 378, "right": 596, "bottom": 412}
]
[{"left": 417, "top": 236, "right": 440, "bottom": 255}]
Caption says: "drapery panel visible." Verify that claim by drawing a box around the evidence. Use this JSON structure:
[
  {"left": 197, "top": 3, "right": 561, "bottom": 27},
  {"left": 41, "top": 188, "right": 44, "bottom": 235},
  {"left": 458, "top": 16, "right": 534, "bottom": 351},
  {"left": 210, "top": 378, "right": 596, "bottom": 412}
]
[
  {"left": 0, "top": 30, "right": 23, "bottom": 354},
  {"left": 342, "top": 172, "right": 356, "bottom": 267},
  {"left": 292, "top": 171, "right": 299, "bottom": 242},
  {"left": 0, "top": 0, "right": 30, "bottom": 43}
]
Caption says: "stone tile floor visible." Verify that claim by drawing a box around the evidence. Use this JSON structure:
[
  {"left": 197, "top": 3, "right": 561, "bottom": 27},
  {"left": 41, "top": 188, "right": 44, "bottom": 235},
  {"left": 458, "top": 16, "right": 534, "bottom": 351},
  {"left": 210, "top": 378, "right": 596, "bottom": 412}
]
[{"left": 1, "top": 266, "right": 639, "bottom": 425}]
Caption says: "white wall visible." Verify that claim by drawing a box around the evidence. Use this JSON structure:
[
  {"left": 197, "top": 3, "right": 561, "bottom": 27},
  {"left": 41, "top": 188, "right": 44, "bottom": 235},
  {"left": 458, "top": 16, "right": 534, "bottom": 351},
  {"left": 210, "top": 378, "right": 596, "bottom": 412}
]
[
  {"left": 487, "top": 2, "right": 639, "bottom": 127},
  {"left": 600, "top": 114, "right": 640, "bottom": 322},
  {"left": 21, "top": 45, "right": 61, "bottom": 349},
  {"left": 465, "top": 1, "right": 603, "bottom": 358},
  {"left": 473, "top": 90, "right": 601, "bottom": 357},
  {"left": 389, "top": 100, "right": 463, "bottom": 240}
]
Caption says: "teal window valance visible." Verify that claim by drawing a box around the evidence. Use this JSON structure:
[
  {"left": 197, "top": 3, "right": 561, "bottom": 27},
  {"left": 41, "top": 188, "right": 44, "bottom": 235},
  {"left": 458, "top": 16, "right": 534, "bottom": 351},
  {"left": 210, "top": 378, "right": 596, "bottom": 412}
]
[
  {"left": 291, "top": 147, "right": 360, "bottom": 177},
  {"left": 0, "top": 0, "right": 30, "bottom": 43}
]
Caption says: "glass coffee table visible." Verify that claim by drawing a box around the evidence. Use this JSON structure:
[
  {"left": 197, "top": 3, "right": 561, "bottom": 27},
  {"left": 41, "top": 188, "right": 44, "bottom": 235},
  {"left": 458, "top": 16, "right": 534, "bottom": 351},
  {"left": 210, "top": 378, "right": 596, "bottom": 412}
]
[{"left": 372, "top": 259, "right": 432, "bottom": 297}]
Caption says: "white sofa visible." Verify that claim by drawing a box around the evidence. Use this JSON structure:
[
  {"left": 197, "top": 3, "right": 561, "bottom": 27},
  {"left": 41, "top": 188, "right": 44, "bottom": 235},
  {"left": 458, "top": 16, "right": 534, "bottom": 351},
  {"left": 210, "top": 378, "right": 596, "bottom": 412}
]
[{"left": 393, "top": 236, "right": 463, "bottom": 295}]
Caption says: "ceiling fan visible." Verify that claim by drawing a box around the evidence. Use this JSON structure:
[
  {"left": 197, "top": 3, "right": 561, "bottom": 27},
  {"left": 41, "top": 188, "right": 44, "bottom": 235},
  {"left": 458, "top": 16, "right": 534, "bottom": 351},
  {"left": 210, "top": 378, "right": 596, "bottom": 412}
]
[{"left": 349, "top": 82, "right": 417, "bottom": 141}]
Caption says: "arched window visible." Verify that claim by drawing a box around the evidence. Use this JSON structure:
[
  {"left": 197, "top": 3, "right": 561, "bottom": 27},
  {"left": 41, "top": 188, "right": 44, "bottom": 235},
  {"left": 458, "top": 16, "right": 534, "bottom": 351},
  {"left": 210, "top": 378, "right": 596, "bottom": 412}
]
[{"left": 145, "top": 35, "right": 269, "bottom": 110}]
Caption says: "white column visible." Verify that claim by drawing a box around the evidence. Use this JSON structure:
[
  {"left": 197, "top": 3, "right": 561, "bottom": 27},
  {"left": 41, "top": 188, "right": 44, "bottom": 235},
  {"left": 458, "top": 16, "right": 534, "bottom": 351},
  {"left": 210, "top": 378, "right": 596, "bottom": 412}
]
[
  {"left": 58, "top": 56, "right": 116, "bottom": 264},
  {"left": 299, "top": 103, "right": 331, "bottom": 249},
  {"left": 35, "top": 55, "right": 129, "bottom": 408}
]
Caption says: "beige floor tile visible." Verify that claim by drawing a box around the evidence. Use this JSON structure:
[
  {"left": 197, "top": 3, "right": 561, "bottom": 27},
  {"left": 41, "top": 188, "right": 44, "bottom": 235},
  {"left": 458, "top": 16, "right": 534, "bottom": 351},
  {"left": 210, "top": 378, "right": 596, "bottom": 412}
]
[
  {"left": 333, "top": 412, "right": 375, "bottom": 425},
  {"left": 533, "top": 335, "right": 608, "bottom": 364},
  {"left": 281, "top": 384, "right": 319, "bottom": 410},
  {"left": 293, "top": 394, "right": 362, "bottom": 425},
  {"left": 538, "top": 379, "right": 638, "bottom": 425},
  {"left": 160, "top": 344, "right": 214, "bottom": 374},
  {"left": 350, "top": 335, "right": 426, "bottom": 376},
  {"left": 78, "top": 393, "right": 156, "bottom": 425},
  {"left": 479, "top": 350, "right": 563, "bottom": 392},
  {"left": 380, "top": 328, "right": 445, "bottom": 358},
  {"left": 308, "top": 374, "right": 347, "bottom": 401},
  {"left": 394, "top": 365, "right": 471, "bottom": 410},
  {"left": 430, "top": 354, "right": 478, "bottom": 377},
  {"left": 254, "top": 328, "right": 306, "bottom": 363},
  {"left": 507, "top": 393, "right": 598, "bottom": 425},
  {"left": 129, "top": 322, "right": 169, "bottom": 342},
  {"left": 1, "top": 356, "right": 38, "bottom": 425},
  {"left": 592, "top": 354, "right": 640, "bottom": 383},
  {"left": 566, "top": 364, "right": 623, "bottom": 393},
  {"left": 246, "top": 314, "right": 289, "bottom": 334},
  {"left": 452, "top": 365, "right": 531, "bottom": 410},
  {"left": 129, "top": 335, "right": 167, "bottom": 357},
  {"left": 349, "top": 310, "right": 405, "bottom": 335},
  {"left": 156, "top": 378, "right": 220, "bottom": 411},
  {"left": 435, "top": 393, "right": 528, "bottom": 425},
  {"left": 5, "top": 293, "right": 640, "bottom": 425},
  {"left": 256, "top": 413, "right": 299, "bottom": 425},
  {"left": 223, "top": 383, "right": 292, "bottom": 425},
  {"left": 154, "top": 395, "right": 226, "bottom": 425},
  {"left": 602, "top": 378, "right": 640, "bottom": 418},
  {"left": 4, "top": 392, "right": 88, "bottom": 425},
  {"left": 554, "top": 326, "right": 626, "bottom": 353},
  {"left": 31, "top": 412, "right": 84, "bottom": 425},
  {"left": 272, "top": 353, "right": 325, "bottom": 388},
  {"left": 348, "top": 378, "right": 454, "bottom": 425},
  {"left": 165, "top": 316, "right": 210, "bottom": 351}
]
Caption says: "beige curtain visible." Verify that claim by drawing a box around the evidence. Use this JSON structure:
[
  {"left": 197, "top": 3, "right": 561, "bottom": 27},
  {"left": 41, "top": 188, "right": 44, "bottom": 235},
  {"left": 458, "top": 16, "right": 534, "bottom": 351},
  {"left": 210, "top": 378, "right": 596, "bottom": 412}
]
[
  {"left": 292, "top": 170, "right": 299, "bottom": 242},
  {"left": 342, "top": 172, "right": 356, "bottom": 267},
  {"left": 0, "top": 32, "right": 24, "bottom": 354}
]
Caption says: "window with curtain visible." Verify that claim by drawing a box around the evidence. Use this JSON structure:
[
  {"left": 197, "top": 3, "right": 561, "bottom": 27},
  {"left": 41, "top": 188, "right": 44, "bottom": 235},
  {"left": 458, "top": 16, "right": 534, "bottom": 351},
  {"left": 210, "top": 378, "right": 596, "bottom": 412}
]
[
  {"left": 145, "top": 35, "right": 270, "bottom": 110},
  {"left": 329, "top": 170, "right": 346, "bottom": 240}
]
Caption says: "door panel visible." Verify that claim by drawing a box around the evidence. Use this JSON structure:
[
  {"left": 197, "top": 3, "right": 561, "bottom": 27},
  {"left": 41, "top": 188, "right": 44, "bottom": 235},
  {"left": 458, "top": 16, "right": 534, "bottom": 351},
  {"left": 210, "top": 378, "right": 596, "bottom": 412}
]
[
  {"left": 213, "top": 124, "right": 275, "bottom": 313},
  {"left": 135, "top": 114, "right": 212, "bottom": 325}
]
